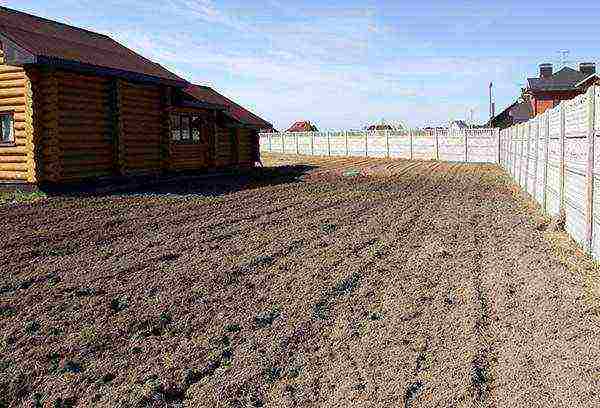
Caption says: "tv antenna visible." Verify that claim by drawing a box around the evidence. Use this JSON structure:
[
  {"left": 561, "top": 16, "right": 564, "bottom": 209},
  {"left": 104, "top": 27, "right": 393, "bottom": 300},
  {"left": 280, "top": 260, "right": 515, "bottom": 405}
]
[{"left": 557, "top": 50, "right": 574, "bottom": 69}]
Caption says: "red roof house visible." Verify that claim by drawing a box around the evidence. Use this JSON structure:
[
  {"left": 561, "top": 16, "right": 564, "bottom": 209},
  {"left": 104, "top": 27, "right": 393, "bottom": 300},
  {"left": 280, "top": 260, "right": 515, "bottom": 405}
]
[{"left": 287, "top": 121, "right": 318, "bottom": 132}]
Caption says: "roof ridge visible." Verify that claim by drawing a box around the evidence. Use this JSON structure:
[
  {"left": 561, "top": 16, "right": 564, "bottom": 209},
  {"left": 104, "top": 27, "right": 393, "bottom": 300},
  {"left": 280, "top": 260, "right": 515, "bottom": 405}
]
[{"left": 0, "top": 6, "right": 111, "bottom": 40}]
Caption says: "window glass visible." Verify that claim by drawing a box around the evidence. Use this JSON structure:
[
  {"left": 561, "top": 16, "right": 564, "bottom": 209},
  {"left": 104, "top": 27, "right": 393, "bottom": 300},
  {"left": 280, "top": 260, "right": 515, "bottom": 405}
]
[
  {"left": 171, "top": 114, "right": 181, "bottom": 141},
  {"left": 0, "top": 113, "right": 13, "bottom": 143},
  {"left": 181, "top": 115, "right": 190, "bottom": 140},
  {"left": 191, "top": 116, "right": 201, "bottom": 141}
]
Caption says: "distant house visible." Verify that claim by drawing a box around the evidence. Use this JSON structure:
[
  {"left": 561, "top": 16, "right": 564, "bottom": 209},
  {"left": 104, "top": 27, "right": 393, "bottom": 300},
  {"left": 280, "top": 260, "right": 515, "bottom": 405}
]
[
  {"left": 449, "top": 120, "right": 469, "bottom": 131},
  {"left": 525, "top": 62, "right": 599, "bottom": 116},
  {"left": 367, "top": 123, "right": 394, "bottom": 131},
  {"left": 0, "top": 6, "right": 271, "bottom": 187},
  {"left": 287, "top": 121, "right": 318, "bottom": 132},
  {"left": 489, "top": 100, "right": 532, "bottom": 129}
]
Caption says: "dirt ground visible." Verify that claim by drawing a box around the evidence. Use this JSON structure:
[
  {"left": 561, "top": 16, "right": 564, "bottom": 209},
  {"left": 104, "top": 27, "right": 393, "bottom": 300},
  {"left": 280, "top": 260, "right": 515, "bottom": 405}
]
[{"left": 1, "top": 153, "right": 600, "bottom": 407}]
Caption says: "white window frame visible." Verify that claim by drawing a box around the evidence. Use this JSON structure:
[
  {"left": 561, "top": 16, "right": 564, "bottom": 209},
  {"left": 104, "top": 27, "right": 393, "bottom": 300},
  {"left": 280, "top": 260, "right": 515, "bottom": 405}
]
[{"left": 0, "top": 111, "right": 14, "bottom": 144}]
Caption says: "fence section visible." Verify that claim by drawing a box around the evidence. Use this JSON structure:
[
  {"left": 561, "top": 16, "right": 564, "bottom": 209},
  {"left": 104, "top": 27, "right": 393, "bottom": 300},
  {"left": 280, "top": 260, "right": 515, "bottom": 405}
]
[
  {"left": 260, "top": 128, "right": 500, "bottom": 163},
  {"left": 500, "top": 85, "right": 599, "bottom": 258}
]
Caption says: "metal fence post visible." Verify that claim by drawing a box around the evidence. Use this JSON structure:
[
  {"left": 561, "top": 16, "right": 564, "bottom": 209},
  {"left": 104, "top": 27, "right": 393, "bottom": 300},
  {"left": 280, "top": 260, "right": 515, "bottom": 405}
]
[
  {"left": 497, "top": 128, "right": 501, "bottom": 164},
  {"left": 282, "top": 133, "right": 286, "bottom": 153},
  {"left": 365, "top": 132, "right": 368, "bottom": 157},
  {"left": 295, "top": 134, "right": 299, "bottom": 155},
  {"left": 586, "top": 86, "right": 596, "bottom": 253},
  {"left": 310, "top": 133, "right": 314, "bottom": 156},
  {"left": 410, "top": 130, "right": 414, "bottom": 160},
  {"left": 560, "top": 104, "right": 566, "bottom": 212},
  {"left": 327, "top": 132, "right": 331, "bottom": 156}
]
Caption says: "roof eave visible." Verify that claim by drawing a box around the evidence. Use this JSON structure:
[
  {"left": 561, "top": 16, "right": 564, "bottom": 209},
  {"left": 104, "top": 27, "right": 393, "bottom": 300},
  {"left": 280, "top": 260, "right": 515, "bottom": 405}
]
[
  {"left": 575, "top": 73, "right": 599, "bottom": 88},
  {"left": 34, "top": 55, "right": 188, "bottom": 87}
]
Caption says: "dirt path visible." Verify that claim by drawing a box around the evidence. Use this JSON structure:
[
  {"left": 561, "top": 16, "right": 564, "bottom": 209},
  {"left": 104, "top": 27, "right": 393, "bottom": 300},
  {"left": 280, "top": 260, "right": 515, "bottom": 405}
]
[{"left": 1, "top": 154, "right": 599, "bottom": 407}]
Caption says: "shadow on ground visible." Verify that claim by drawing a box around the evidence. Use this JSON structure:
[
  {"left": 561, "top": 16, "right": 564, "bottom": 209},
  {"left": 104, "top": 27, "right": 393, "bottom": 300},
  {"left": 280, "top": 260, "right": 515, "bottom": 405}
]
[{"left": 38, "top": 165, "right": 317, "bottom": 199}]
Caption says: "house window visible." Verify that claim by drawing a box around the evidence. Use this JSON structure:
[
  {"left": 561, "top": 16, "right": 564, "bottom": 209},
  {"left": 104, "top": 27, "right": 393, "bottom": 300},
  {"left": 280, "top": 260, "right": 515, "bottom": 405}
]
[
  {"left": 171, "top": 112, "right": 214, "bottom": 144},
  {"left": 191, "top": 116, "right": 201, "bottom": 142},
  {"left": 181, "top": 115, "right": 190, "bottom": 140},
  {"left": 171, "top": 114, "right": 181, "bottom": 141},
  {"left": 0, "top": 112, "right": 14, "bottom": 144}
]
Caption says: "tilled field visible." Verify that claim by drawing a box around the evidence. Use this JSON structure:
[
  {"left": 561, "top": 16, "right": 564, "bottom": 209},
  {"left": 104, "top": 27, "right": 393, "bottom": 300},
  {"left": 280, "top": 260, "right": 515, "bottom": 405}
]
[{"left": 1, "top": 153, "right": 600, "bottom": 407}]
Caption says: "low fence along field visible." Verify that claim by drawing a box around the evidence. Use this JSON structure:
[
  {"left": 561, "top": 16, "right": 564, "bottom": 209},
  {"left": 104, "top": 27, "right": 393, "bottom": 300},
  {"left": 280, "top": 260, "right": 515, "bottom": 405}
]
[
  {"left": 260, "top": 128, "right": 500, "bottom": 163},
  {"left": 499, "top": 85, "right": 600, "bottom": 258}
]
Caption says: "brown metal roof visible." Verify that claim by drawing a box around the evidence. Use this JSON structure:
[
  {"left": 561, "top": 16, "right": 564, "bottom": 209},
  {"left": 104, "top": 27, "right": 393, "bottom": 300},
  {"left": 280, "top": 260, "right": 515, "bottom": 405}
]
[
  {"left": 527, "top": 67, "right": 588, "bottom": 92},
  {"left": 184, "top": 84, "right": 272, "bottom": 129},
  {"left": 0, "top": 6, "right": 186, "bottom": 85}
]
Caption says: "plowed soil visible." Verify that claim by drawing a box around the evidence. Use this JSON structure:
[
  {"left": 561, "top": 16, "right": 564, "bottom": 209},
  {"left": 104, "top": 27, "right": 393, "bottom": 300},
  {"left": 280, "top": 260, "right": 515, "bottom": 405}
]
[{"left": 1, "top": 153, "right": 600, "bottom": 407}]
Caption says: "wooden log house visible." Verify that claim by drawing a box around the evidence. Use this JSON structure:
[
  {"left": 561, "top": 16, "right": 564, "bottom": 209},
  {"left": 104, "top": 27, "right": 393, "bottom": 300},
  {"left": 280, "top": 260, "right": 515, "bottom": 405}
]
[{"left": 0, "top": 6, "right": 272, "bottom": 187}]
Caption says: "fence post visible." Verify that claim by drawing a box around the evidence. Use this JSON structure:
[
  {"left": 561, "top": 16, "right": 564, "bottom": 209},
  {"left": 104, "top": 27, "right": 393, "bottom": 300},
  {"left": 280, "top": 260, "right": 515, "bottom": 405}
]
[
  {"left": 410, "top": 130, "right": 414, "bottom": 160},
  {"left": 559, "top": 104, "right": 566, "bottom": 213},
  {"left": 533, "top": 118, "right": 540, "bottom": 201},
  {"left": 345, "top": 131, "right": 349, "bottom": 156},
  {"left": 310, "top": 133, "right": 314, "bottom": 156},
  {"left": 327, "top": 132, "right": 331, "bottom": 156},
  {"left": 434, "top": 128, "right": 440, "bottom": 160},
  {"left": 282, "top": 133, "right": 286, "bottom": 154},
  {"left": 386, "top": 131, "right": 390, "bottom": 158},
  {"left": 464, "top": 130, "right": 468, "bottom": 162},
  {"left": 543, "top": 114, "right": 550, "bottom": 214},
  {"left": 586, "top": 86, "right": 596, "bottom": 253},
  {"left": 497, "top": 128, "right": 501, "bottom": 164},
  {"left": 295, "top": 134, "right": 299, "bottom": 155},
  {"left": 523, "top": 121, "right": 531, "bottom": 194},
  {"left": 365, "top": 132, "right": 368, "bottom": 157}
]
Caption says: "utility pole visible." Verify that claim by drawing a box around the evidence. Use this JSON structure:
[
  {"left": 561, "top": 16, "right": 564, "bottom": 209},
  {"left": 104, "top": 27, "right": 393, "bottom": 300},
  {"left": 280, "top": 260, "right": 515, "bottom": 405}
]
[{"left": 489, "top": 82, "right": 494, "bottom": 121}]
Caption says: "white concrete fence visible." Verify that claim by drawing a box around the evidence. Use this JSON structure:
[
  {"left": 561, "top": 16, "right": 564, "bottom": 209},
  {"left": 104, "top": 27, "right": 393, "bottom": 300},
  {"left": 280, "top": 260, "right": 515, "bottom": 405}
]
[
  {"left": 499, "top": 85, "right": 600, "bottom": 258},
  {"left": 260, "top": 128, "right": 501, "bottom": 163}
]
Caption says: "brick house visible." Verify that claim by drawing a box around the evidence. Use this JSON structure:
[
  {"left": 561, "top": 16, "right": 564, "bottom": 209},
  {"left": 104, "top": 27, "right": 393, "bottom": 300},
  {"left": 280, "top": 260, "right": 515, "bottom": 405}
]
[{"left": 525, "top": 62, "right": 599, "bottom": 116}]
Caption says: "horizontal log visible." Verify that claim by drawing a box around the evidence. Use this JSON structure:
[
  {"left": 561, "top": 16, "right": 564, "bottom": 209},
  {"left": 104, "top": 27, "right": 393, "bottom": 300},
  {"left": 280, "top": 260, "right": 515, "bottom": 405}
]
[
  {"left": 124, "top": 151, "right": 161, "bottom": 160},
  {"left": 0, "top": 155, "right": 26, "bottom": 163},
  {"left": 0, "top": 162, "right": 27, "bottom": 172},
  {"left": 57, "top": 80, "right": 110, "bottom": 93},
  {"left": 56, "top": 72, "right": 110, "bottom": 85},
  {"left": 62, "top": 149, "right": 113, "bottom": 159},
  {"left": 0, "top": 146, "right": 28, "bottom": 155},
  {"left": 58, "top": 116, "right": 111, "bottom": 127},
  {"left": 57, "top": 141, "right": 112, "bottom": 150},
  {"left": 120, "top": 83, "right": 160, "bottom": 97},
  {"left": 59, "top": 113, "right": 111, "bottom": 123},
  {"left": 120, "top": 106, "right": 163, "bottom": 117},
  {"left": 0, "top": 170, "right": 27, "bottom": 180},
  {"left": 0, "top": 67, "right": 25, "bottom": 76},
  {"left": 0, "top": 97, "right": 25, "bottom": 107},
  {"left": 0, "top": 88, "right": 24, "bottom": 98},
  {"left": 61, "top": 169, "right": 113, "bottom": 179}
]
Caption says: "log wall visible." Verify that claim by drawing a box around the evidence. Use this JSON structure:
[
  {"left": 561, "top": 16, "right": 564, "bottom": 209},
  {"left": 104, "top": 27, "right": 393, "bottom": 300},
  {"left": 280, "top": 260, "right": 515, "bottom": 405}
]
[
  {"left": 0, "top": 49, "right": 34, "bottom": 182},
  {"left": 119, "top": 81, "right": 162, "bottom": 175},
  {"left": 215, "top": 125, "right": 234, "bottom": 167},
  {"left": 54, "top": 71, "right": 113, "bottom": 181},
  {"left": 237, "top": 128, "right": 259, "bottom": 166}
]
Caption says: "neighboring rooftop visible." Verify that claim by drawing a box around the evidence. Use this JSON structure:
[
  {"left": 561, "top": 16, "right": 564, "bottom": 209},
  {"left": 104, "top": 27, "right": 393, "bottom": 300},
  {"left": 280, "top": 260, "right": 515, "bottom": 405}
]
[
  {"left": 287, "top": 121, "right": 318, "bottom": 132},
  {"left": 0, "top": 6, "right": 186, "bottom": 85},
  {"left": 184, "top": 84, "right": 272, "bottom": 129},
  {"left": 527, "top": 63, "right": 597, "bottom": 92}
]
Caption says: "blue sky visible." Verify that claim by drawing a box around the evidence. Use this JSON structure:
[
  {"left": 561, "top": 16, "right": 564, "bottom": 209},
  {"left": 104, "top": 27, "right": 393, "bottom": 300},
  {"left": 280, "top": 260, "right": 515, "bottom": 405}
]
[{"left": 4, "top": 0, "right": 600, "bottom": 129}]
